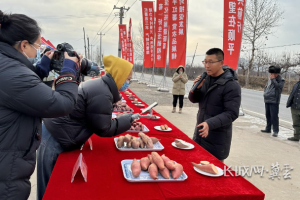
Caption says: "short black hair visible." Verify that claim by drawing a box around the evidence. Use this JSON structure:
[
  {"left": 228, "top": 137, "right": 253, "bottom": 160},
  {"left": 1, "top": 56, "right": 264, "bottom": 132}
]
[
  {"left": 0, "top": 10, "right": 41, "bottom": 46},
  {"left": 206, "top": 48, "right": 224, "bottom": 61}
]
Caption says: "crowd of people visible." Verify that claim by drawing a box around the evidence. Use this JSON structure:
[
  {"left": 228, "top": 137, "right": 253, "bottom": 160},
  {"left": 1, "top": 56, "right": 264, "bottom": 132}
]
[{"left": 0, "top": 10, "right": 299, "bottom": 200}]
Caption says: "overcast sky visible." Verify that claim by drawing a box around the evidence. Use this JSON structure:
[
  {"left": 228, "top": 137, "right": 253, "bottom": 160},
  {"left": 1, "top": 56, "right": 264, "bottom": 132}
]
[{"left": 1, "top": 0, "right": 300, "bottom": 65}]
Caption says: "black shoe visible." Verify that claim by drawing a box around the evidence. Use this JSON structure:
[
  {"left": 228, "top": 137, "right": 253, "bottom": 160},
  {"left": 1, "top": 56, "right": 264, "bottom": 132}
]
[
  {"left": 287, "top": 137, "right": 300, "bottom": 141},
  {"left": 261, "top": 130, "right": 271, "bottom": 133},
  {"left": 272, "top": 132, "right": 278, "bottom": 137}
]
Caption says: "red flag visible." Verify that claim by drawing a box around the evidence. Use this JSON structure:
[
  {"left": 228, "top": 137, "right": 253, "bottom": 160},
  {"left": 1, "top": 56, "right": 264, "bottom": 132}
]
[
  {"left": 119, "top": 24, "right": 127, "bottom": 60},
  {"left": 168, "top": 0, "right": 187, "bottom": 68},
  {"left": 142, "top": 1, "right": 155, "bottom": 68},
  {"left": 155, "top": 0, "right": 169, "bottom": 68},
  {"left": 127, "top": 18, "right": 134, "bottom": 64},
  {"left": 223, "top": 0, "right": 245, "bottom": 69}
]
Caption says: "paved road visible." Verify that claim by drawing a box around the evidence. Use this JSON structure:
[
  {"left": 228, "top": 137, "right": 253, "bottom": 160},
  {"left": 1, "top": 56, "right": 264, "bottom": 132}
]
[{"left": 134, "top": 72, "right": 293, "bottom": 129}]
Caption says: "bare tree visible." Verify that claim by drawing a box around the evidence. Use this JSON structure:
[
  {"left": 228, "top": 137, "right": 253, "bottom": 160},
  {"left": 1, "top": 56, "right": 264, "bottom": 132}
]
[
  {"left": 243, "top": 0, "right": 284, "bottom": 86},
  {"left": 132, "top": 21, "right": 144, "bottom": 61}
]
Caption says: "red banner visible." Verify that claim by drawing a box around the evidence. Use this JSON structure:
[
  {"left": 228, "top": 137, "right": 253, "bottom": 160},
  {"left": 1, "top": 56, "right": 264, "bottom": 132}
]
[
  {"left": 155, "top": 0, "right": 169, "bottom": 68},
  {"left": 168, "top": 0, "right": 187, "bottom": 69},
  {"left": 223, "top": 0, "right": 245, "bottom": 69},
  {"left": 142, "top": 1, "right": 155, "bottom": 68},
  {"left": 119, "top": 24, "right": 127, "bottom": 60},
  {"left": 127, "top": 18, "right": 134, "bottom": 64}
]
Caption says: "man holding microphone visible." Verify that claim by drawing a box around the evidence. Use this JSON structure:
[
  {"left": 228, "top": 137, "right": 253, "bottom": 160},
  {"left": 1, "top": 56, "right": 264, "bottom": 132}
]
[{"left": 189, "top": 48, "right": 241, "bottom": 162}]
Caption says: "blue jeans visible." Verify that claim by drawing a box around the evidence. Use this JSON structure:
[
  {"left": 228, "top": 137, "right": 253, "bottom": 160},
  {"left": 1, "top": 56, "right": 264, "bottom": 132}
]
[{"left": 37, "top": 123, "right": 64, "bottom": 200}]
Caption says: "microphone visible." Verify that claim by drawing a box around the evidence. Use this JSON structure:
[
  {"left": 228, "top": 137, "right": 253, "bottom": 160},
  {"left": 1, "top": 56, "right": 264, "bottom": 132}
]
[{"left": 190, "top": 72, "right": 207, "bottom": 93}]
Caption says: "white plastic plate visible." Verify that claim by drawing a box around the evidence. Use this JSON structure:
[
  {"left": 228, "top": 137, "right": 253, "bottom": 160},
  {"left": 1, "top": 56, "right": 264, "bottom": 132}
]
[
  {"left": 121, "top": 159, "right": 188, "bottom": 182},
  {"left": 171, "top": 141, "right": 195, "bottom": 150},
  {"left": 154, "top": 126, "right": 172, "bottom": 132},
  {"left": 193, "top": 164, "right": 224, "bottom": 177}
]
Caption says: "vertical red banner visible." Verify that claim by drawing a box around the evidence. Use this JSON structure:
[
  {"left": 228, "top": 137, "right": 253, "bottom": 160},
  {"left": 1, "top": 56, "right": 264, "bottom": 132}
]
[
  {"left": 223, "top": 0, "right": 245, "bottom": 69},
  {"left": 155, "top": 0, "right": 169, "bottom": 68},
  {"left": 168, "top": 0, "right": 187, "bottom": 69},
  {"left": 119, "top": 24, "right": 127, "bottom": 60},
  {"left": 127, "top": 18, "right": 134, "bottom": 64},
  {"left": 142, "top": 1, "right": 155, "bottom": 68}
]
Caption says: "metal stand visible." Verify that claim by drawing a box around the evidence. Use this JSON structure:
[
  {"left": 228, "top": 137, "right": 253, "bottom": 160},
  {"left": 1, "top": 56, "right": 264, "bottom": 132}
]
[
  {"left": 157, "top": 66, "right": 169, "bottom": 92},
  {"left": 138, "top": 67, "right": 147, "bottom": 84},
  {"left": 138, "top": 108, "right": 154, "bottom": 118},
  {"left": 147, "top": 66, "right": 157, "bottom": 88}
]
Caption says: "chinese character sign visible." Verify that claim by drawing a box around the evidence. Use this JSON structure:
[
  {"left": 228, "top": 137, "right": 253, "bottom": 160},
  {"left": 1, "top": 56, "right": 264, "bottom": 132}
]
[
  {"left": 119, "top": 24, "right": 127, "bottom": 60},
  {"left": 155, "top": 0, "right": 169, "bottom": 68},
  {"left": 169, "top": 0, "right": 187, "bottom": 68},
  {"left": 223, "top": 0, "right": 245, "bottom": 69},
  {"left": 142, "top": 1, "right": 155, "bottom": 68},
  {"left": 127, "top": 18, "right": 134, "bottom": 64}
]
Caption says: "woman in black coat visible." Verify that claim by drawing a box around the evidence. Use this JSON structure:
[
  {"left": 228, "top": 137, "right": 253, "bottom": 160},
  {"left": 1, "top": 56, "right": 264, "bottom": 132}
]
[{"left": 0, "top": 11, "right": 80, "bottom": 200}]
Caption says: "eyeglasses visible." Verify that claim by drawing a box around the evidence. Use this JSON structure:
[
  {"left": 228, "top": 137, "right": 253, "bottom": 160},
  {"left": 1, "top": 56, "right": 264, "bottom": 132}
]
[{"left": 202, "top": 60, "right": 223, "bottom": 65}]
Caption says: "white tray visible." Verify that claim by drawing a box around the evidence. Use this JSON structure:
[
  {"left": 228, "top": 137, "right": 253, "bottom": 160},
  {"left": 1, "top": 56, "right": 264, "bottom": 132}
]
[
  {"left": 114, "top": 137, "right": 164, "bottom": 151},
  {"left": 121, "top": 159, "right": 188, "bottom": 182},
  {"left": 126, "top": 124, "right": 149, "bottom": 133},
  {"left": 113, "top": 108, "right": 134, "bottom": 113}
]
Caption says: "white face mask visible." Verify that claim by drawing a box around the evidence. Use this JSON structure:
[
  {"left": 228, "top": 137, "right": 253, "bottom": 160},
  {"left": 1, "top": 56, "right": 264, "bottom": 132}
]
[{"left": 179, "top": 71, "right": 183, "bottom": 74}]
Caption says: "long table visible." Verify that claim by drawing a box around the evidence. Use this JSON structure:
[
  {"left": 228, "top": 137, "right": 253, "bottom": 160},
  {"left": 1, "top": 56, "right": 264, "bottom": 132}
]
[{"left": 43, "top": 89, "right": 265, "bottom": 200}]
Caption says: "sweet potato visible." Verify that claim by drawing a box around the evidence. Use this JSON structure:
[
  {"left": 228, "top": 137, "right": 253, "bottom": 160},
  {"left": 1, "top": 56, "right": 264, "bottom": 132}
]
[
  {"left": 140, "top": 157, "right": 151, "bottom": 171},
  {"left": 148, "top": 154, "right": 153, "bottom": 163},
  {"left": 165, "top": 160, "right": 176, "bottom": 170},
  {"left": 131, "top": 159, "right": 141, "bottom": 178},
  {"left": 160, "top": 125, "right": 165, "bottom": 130},
  {"left": 148, "top": 163, "right": 158, "bottom": 179},
  {"left": 175, "top": 141, "right": 189, "bottom": 148},
  {"left": 191, "top": 162, "right": 218, "bottom": 174},
  {"left": 161, "top": 154, "right": 171, "bottom": 163},
  {"left": 138, "top": 132, "right": 153, "bottom": 148},
  {"left": 139, "top": 138, "right": 145, "bottom": 148},
  {"left": 171, "top": 163, "right": 183, "bottom": 179},
  {"left": 150, "top": 137, "right": 161, "bottom": 144},
  {"left": 159, "top": 167, "right": 170, "bottom": 179},
  {"left": 200, "top": 161, "right": 210, "bottom": 165},
  {"left": 123, "top": 134, "right": 132, "bottom": 143},
  {"left": 164, "top": 124, "right": 169, "bottom": 130},
  {"left": 131, "top": 138, "right": 140, "bottom": 149},
  {"left": 151, "top": 152, "right": 165, "bottom": 170},
  {"left": 117, "top": 136, "right": 125, "bottom": 148}
]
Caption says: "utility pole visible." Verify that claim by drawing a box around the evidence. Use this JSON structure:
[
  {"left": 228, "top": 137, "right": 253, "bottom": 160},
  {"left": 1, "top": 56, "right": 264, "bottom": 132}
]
[
  {"left": 87, "top": 36, "right": 90, "bottom": 60},
  {"left": 83, "top": 27, "right": 87, "bottom": 58},
  {"left": 114, "top": 5, "right": 130, "bottom": 57},
  {"left": 97, "top": 32, "right": 105, "bottom": 65},
  {"left": 90, "top": 44, "right": 95, "bottom": 61}
]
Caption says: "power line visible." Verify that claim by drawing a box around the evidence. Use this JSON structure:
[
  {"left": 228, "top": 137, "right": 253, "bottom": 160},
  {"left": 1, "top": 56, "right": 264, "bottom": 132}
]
[
  {"left": 242, "top": 43, "right": 300, "bottom": 52},
  {"left": 104, "top": 18, "right": 120, "bottom": 35}
]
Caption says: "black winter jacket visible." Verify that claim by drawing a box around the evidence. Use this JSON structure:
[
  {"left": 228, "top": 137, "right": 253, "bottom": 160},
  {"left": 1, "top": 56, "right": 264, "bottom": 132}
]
[
  {"left": 0, "top": 42, "right": 78, "bottom": 200},
  {"left": 44, "top": 73, "right": 132, "bottom": 151},
  {"left": 189, "top": 67, "right": 241, "bottom": 160},
  {"left": 287, "top": 81, "right": 300, "bottom": 108},
  {"left": 263, "top": 75, "right": 285, "bottom": 104}
]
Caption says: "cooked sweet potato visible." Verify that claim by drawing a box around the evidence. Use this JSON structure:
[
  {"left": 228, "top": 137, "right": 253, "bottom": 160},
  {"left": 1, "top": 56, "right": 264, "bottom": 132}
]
[
  {"left": 151, "top": 152, "right": 165, "bottom": 170},
  {"left": 131, "top": 159, "right": 141, "bottom": 178},
  {"left": 165, "top": 160, "right": 176, "bottom": 170},
  {"left": 148, "top": 163, "right": 158, "bottom": 179},
  {"left": 200, "top": 161, "right": 210, "bottom": 165},
  {"left": 117, "top": 136, "right": 125, "bottom": 148},
  {"left": 140, "top": 157, "right": 151, "bottom": 171},
  {"left": 150, "top": 137, "right": 161, "bottom": 144},
  {"left": 171, "top": 163, "right": 183, "bottom": 179},
  {"left": 160, "top": 125, "right": 165, "bottom": 130},
  {"left": 164, "top": 124, "right": 169, "bottom": 130},
  {"left": 175, "top": 141, "right": 189, "bottom": 148},
  {"left": 191, "top": 162, "right": 218, "bottom": 174},
  {"left": 159, "top": 167, "right": 170, "bottom": 179}
]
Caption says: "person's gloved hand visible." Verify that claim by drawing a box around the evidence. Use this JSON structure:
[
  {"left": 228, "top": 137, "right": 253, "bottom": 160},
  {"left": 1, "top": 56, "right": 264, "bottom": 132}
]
[
  {"left": 131, "top": 114, "right": 140, "bottom": 122},
  {"left": 60, "top": 52, "right": 80, "bottom": 77}
]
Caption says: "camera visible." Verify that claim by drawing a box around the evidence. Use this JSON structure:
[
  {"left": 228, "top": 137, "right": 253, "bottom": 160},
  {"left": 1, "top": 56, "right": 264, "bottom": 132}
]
[
  {"left": 268, "top": 66, "right": 281, "bottom": 74},
  {"left": 50, "top": 43, "right": 91, "bottom": 75}
]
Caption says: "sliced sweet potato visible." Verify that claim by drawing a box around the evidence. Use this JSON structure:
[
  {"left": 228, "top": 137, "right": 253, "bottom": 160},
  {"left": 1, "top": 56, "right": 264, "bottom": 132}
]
[
  {"left": 148, "top": 163, "right": 158, "bottom": 179},
  {"left": 159, "top": 167, "right": 170, "bottom": 179},
  {"left": 131, "top": 159, "right": 141, "bottom": 177},
  {"left": 171, "top": 163, "right": 183, "bottom": 179},
  {"left": 117, "top": 136, "right": 125, "bottom": 148},
  {"left": 175, "top": 141, "right": 189, "bottom": 148},
  {"left": 200, "top": 161, "right": 210, "bottom": 165},
  {"left": 150, "top": 137, "right": 161, "bottom": 144},
  {"left": 140, "top": 157, "right": 151, "bottom": 171},
  {"left": 151, "top": 152, "right": 165, "bottom": 170},
  {"left": 191, "top": 162, "right": 218, "bottom": 174}
]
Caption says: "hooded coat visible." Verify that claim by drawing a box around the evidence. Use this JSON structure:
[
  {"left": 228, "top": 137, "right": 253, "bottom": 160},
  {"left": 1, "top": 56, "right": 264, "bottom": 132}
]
[
  {"left": 188, "top": 67, "right": 241, "bottom": 160},
  {"left": 172, "top": 66, "right": 188, "bottom": 95},
  {"left": 0, "top": 42, "right": 78, "bottom": 200},
  {"left": 44, "top": 55, "right": 133, "bottom": 151}
]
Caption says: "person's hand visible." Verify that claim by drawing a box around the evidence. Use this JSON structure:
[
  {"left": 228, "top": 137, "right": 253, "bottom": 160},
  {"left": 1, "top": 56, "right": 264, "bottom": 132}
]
[
  {"left": 179, "top": 75, "right": 182, "bottom": 78},
  {"left": 64, "top": 52, "right": 79, "bottom": 64},
  {"left": 193, "top": 75, "right": 205, "bottom": 89},
  {"left": 197, "top": 122, "right": 209, "bottom": 138},
  {"left": 44, "top": 51, "right": 54, "bottom": 60},
  {"left": 269, "top": 73, "right": 276, "bottom": 79}
]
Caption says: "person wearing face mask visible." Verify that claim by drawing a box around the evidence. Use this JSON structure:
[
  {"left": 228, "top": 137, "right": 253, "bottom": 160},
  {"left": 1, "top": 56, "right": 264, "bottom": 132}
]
[
  {"left": 0, "top": 11, "right": 81, "bottom": 200},
  {"left": 37, "top": 55, "right": 137, "bottom": 200},
  {"left": 172, "top": 65, "right": 188, "bottom": 113}
]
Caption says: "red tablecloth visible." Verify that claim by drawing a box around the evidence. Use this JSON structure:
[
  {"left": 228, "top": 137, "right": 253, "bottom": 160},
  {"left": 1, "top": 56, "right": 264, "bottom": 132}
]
[{"left": 43, "top": 89, "right": 265, "bottom": 200}]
